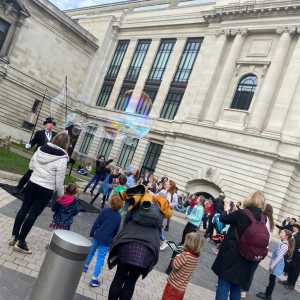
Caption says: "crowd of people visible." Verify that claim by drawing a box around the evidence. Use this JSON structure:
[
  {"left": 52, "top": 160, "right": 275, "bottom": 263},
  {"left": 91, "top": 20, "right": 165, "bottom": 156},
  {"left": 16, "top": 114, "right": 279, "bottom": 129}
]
[{"left": 6, "top": 117, "right": 300, "bottom": 300}]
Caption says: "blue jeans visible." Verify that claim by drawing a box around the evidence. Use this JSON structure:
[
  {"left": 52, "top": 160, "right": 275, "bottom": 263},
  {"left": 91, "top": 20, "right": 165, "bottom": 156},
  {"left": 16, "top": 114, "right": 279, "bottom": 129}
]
[
  {"left": 215, "top": 277, "right": 241, "bottom": 300},
  {"left": 84, "top": 175, "right": 101, "bottom": 193},
  {"left": 84, "top": 239, "right": 109, "bottom": 279},
  {"left": 160, "top": 229, "right": 165, "bottom": 241}
]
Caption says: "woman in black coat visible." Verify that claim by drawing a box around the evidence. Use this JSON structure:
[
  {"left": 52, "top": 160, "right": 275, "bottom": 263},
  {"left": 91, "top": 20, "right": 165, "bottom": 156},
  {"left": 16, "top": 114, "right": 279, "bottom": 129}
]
[
  {"left": 212, "top": 191, "right": 267, "bottom": 300},
  {"left": 107, "top": 186, "right": 170, "bottom": 300}
]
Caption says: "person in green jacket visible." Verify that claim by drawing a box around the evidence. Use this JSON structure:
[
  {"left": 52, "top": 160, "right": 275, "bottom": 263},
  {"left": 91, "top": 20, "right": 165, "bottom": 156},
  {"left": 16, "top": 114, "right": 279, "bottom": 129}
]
[{"left": 180, "top": 196, "right": 204, "bottom": 245}]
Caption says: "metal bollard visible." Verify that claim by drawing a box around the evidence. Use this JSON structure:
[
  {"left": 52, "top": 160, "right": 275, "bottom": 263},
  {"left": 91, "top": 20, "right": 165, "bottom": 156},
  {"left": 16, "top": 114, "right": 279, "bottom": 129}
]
[{"left": 30, "top": 230, "right": 91, "bottom": 300}]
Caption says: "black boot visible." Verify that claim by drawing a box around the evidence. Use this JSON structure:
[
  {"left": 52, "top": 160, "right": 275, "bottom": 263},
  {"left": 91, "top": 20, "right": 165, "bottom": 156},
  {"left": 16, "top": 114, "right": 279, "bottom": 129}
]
[{"left": 90, "top": 193, "right": 99, "bottom": 205}]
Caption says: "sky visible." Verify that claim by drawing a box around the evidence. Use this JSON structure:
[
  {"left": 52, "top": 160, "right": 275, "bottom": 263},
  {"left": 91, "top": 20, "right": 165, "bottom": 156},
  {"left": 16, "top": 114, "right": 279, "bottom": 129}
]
[{"left": 49, "top": 0, "right": 129, "bottom": 10}]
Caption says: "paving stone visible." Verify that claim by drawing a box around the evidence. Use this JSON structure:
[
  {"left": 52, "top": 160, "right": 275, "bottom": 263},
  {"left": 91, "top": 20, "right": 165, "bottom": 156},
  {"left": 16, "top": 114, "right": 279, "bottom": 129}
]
[{"left": 0, "top": 186, "right": 299, "bottom": 300}]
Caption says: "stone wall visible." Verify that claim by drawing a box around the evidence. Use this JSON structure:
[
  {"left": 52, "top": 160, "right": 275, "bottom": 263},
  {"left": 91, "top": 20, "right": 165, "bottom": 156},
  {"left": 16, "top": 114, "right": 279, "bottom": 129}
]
[{"left": 0, "top": 0, "right": 97, "bottom": 141}]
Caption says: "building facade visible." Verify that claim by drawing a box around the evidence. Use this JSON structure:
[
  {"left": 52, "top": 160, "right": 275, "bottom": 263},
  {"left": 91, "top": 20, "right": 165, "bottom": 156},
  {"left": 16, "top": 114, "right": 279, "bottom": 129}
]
[{"left": 1, "top": 0, "right": 300, "bottom": 220}]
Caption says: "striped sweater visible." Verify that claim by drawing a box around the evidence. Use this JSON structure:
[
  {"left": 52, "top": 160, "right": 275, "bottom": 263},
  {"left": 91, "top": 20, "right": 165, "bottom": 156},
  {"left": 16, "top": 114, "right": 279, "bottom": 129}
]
[{"left": 168, "top": 251, "right": 199, "bottom": 292}]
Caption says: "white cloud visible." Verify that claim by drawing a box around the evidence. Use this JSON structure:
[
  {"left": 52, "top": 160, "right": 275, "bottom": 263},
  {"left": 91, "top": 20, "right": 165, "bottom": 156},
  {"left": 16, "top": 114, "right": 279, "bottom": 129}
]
[{"left": 50, "top": 0, "right": 128, "bottom": 10}]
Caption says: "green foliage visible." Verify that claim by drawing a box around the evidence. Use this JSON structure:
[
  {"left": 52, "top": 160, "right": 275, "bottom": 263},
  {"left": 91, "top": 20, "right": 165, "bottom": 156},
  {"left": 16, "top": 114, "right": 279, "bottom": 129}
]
[
  {"left": 0, "top": 148, "right": 29, "bottom": 174},
  {"left": 64, "top": 175, "right": 77, "bottom": 185}
]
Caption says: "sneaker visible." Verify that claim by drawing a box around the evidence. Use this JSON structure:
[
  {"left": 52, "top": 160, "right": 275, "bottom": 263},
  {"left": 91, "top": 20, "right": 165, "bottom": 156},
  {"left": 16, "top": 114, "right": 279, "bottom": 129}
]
[
  {"left": 256, "top": 292, "right": 271, "bottom": 300},
  {"left": 83, "top": 265, "right": 88, "bottom": 273},
  {"left": 89, "top": 279, "right": 100, "bottom": 287},
  {"left": 284, "top": 285, "right": 294, "bottom": 290},
  {"left": 279, "top": 280, "right": 288, "bottom": 285},
  {"left": 8, "top": 236, "right": 17, "bottom": 247},
  {"left": 160, "top": 241, "right": 168, "bottom": 251},
  {"left": 241, "top": 291, "right": 247, "bottom": 298},
  {"left": 164, "top": 225, "right": 169, "bottom": 232},
  {"left": 14, "top": 241, "right": 32, "bottom": 254}
]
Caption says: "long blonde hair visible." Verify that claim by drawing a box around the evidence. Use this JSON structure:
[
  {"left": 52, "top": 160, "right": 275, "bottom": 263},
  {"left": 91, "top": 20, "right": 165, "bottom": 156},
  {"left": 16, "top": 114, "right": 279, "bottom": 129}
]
[{"left": 243, "top": 191, "right": 265, "bottom": 209}]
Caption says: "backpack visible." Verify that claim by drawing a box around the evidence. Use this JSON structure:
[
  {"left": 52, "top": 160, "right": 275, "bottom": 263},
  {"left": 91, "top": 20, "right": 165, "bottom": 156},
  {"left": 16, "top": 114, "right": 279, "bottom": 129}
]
[
  {"left": 237, "top": 209, "right": 269, "bottom": 262},
  {"left": 131, "top": 202, "right": 163, "bottom": 228}
]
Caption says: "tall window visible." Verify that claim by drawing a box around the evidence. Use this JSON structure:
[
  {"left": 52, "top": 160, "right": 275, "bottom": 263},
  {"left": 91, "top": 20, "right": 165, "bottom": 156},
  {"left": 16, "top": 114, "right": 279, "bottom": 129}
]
[
  {"left": 98, "top": 138, "right": 113, "bottom": 159},
  {"left": 141, "top": 142, "right": 163, "bottom": 175},
  {"left": 115, "top": 88, "right": 132, "bottom": 111},
  {"left": 96, "top": 40, "right": 129, "bottom": 107},
  {"left": 115, "top": 40, "right": 151, "bottom": 111},
  {"left": 231, "top": 74, "right": 257, "bottom": 111},
  {"left": 117, "top": 138, "right": 139, "bottom": 169},
  {"left": 137, "top": 39, "right": 176, "bottom": 115},
  {"left": 173, "top": 38, "right": 202, "bottom": 83},
  {"left": 148, "top": 39, "right": 176, "bottom": 82},
  {"left": 79, "top": 126, "right": 96, "bottom": 154},
  {"left": 106, "top": 40, "right": 130, "bottom": 80},
  {"left": 160, "top": 38, "right": 203, "bottom": 120},
  {"left": 125, "top": 40, "right": 151, "bottom": 81},
  {"left": 0, "top": 19, "right": 10, "bottom": 51},
  {"left": 136, "top": 85, "right": 159, "bottom": 116},
  {"left": 160, "top": 89, "right": 184, "bottom": 120}
]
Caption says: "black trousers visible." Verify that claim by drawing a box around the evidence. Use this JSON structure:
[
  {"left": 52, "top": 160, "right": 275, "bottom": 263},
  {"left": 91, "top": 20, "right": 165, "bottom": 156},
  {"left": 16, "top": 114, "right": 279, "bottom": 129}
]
[
  {"left": 108, "top": 263, "right": 144, "bottom": 300},
  {"left": 205, "top": 214, "right": 214, "bottom": 238},
  {"left": 180, "top": 222, "right": 198, "bottom": 245},
  {"left": 90, "top": 192, "right": 108, "bottom": 207},
  {"left": 202, "top": 214, "right": 208, "bottom": 230},
  {"left": 287, "top": 258, "right": 300, "bottom": 287},
  {"left": 265, "top": 274, "right": 276, "bottom": 297},
  {"left": 16, "top": 169, "right": 33, "bottom": 190},
  {"left": 12, "top": 182, "right": 53, "bottom": 242}
]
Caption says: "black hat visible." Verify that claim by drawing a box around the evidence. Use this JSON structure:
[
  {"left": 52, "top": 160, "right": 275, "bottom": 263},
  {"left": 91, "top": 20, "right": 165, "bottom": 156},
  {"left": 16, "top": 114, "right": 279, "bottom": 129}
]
[{"left": 43, "top": 117, "right": 56, "bottom": 126}]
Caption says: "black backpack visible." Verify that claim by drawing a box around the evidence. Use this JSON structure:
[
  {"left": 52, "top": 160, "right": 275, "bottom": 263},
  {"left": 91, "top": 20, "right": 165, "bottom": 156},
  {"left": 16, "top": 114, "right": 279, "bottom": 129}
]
[{"left": 131, "top": 202, "right": 163, "bottom": 228}]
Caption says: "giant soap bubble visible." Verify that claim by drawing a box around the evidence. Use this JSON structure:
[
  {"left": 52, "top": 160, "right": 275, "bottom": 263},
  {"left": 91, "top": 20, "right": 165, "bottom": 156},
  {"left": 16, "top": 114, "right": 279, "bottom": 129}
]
[{"left": 50, "top": 87, "right": 155, "bottom": 160}]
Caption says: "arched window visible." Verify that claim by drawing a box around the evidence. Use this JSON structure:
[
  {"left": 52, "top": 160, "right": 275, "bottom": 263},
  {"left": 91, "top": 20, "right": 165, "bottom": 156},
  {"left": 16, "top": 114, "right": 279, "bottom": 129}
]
[{"left": 230, "top": 74, "right": 257, "bottom": 110}]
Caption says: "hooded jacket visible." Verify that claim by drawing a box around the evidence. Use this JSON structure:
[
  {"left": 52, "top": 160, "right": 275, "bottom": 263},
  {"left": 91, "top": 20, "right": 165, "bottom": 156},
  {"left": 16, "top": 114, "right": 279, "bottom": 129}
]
[{"left": 29, "top": 143, "right": 69, "bottom": 196}]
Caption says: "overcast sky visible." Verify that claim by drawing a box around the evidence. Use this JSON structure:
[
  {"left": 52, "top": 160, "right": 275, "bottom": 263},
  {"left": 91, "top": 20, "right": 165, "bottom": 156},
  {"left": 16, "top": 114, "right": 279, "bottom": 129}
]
[{"left": 50, "top": 0, "right": 128, "bottom": 10}]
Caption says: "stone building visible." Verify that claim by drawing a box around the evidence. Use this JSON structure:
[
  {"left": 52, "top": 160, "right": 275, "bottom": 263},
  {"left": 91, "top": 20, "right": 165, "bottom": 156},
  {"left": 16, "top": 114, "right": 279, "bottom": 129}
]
[
  {"left": 1, "top": 0, "right": 300, "bottom": 220},
  {"left": 0, "top": 0, "right": 98, "bottom": 140}
]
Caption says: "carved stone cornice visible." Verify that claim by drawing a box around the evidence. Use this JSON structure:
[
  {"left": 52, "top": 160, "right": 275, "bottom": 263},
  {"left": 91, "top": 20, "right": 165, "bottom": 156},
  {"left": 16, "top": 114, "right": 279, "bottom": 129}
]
[
  {"left": 0, "top": 0, "right": 30, "bottom": 18},
  {"left": 203, "top": 1, "right": 300, "bottom": 23},
  {"left": 276, "top": 26, "right": 297, "bottom": 35}
]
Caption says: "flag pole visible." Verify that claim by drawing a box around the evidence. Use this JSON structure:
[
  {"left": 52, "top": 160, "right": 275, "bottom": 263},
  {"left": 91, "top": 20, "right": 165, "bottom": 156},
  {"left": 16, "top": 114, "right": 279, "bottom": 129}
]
[
  {"left": 29, "top": 87, "right": 48, "bottom": 143},
  {"left": 65, "top": 76, "right": 68, "bottom": 128}
]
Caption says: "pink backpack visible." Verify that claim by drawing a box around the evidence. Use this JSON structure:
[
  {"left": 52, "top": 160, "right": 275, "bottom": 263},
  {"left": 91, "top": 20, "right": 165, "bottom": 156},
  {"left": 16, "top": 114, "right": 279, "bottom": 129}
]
[{"left": 237, "top": 209, "right": 269, "bottom": 262}]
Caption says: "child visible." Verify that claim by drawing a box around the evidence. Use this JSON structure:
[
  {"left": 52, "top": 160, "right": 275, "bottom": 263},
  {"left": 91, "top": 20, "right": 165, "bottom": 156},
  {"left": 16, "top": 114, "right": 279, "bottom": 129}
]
[
  {"left": 180, "top": 196, "right": 204, "bottom": 245},
  {"left": 50, "top": 183, "right": 80, "bottom": 230},
  {"left": 162, "top": 232, "right": 203, "bottom": 300},
  {"left": 112, "top": 174, "right": 127, "bottom": 194},
  {"left": 100, "top": 167, "right": 120, "bottom": 208},
  {"left": 83, "top": 194, "right": 123, "bottom": 287},
  {"left": 256, "top": 229, "right": 294, "bottom": 300}
]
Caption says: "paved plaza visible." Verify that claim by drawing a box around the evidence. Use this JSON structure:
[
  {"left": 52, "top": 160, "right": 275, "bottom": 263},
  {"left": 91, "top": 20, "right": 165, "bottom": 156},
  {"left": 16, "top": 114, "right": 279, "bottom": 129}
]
[{"left": 0, "top": 178, "right": 299, "bottom": 300}]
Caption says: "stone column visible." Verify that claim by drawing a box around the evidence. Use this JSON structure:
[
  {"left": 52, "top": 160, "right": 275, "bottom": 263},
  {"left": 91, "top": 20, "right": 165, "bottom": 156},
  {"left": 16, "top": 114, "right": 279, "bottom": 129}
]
[
  {"left": 202, "top": 29, "right": 246, "bottom": 124},
  {"left": 263, "top": 30, "right": 300, "bottom": 137},
  {"left": 281, "top": 72, "right": 300, "bottom": 140},
  {"left": 247, "top": 28, "right": 293, "bottom": 133},
  {"left": 106, "top": 39, "right": 137, "bottom": 109},
  {"left": 149, "top": 38, "right": 186, "bottom": 119},
  {"left": 79, "top": 18, "right": 117, "bottom": 106},
  {"left": 126, "top": 39, "right": 160, "bottom": 113},
  {"left": 183, "top": 30, "right": 227, "bottom": 122}
]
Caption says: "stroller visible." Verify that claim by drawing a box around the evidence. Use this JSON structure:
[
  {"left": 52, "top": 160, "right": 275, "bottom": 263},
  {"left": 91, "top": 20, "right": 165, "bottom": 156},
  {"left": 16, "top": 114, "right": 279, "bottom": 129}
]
[
  {"left": 165, "top": 241, "right": 184, "bottom": 274},
  {"left": 211, "top": 213, "right": 229, "bottom": 244}
]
